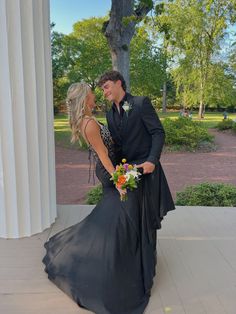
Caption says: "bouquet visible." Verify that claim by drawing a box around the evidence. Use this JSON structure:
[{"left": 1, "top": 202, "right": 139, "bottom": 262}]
[{"left": 110, "top": 159, "right": 141, "bottom": 201}]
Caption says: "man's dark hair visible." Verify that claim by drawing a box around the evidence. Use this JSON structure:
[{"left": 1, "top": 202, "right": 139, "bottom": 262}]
[{"left": 97, "top": 70, "right": 126, "bottom": 91}]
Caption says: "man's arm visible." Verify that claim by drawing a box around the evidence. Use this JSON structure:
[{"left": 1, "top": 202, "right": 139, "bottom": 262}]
[{"left": 141, "top": 97, "right": 165, "bottom": 165}]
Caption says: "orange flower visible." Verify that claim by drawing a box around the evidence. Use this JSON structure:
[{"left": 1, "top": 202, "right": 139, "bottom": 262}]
[{"left": 117, "top": 175, "right": 126, "bottom": 186}]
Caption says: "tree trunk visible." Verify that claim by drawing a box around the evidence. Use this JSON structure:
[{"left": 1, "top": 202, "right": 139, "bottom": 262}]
[
  {"left": 162, "top": 81, "right": 167, "bottom": 113},
  {"left": 111, "top": 47, "right": 131, "bottom": 91},
  {"left": 198, "top": 101, "right": 205, "bottom": 119},
  {"left": 104, "top": 0, "right": 152, "bottom": 90},
  {"left": 198, "top": 81, "right": 204, "bottom": 118}
]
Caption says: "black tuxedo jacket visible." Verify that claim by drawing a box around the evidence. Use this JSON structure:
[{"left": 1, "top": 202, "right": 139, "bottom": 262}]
[
  {"left": 107, "top": 93, "right": 175, "bottom": 230},
  {"left": 106, "top": 93, "right": 165, "bottom": 165}
]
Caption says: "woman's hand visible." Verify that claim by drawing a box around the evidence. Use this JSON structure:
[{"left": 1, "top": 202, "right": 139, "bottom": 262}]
[{"left": 116, "top": 186, "right": 127, "bottom": 198}]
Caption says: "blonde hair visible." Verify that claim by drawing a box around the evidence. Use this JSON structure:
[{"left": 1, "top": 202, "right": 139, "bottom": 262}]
[{"left": 66, "top": 82, "right": 91, "bottom": 143}]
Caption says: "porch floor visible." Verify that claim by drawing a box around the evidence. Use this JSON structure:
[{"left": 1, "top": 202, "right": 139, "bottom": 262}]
[{"left": 1, "top": 205, "right": 236, "bottom": 314}]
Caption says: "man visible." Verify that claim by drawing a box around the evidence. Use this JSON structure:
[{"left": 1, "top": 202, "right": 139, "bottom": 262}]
[
  {"left": 98, "top": 69, "right": 175, "bottom": 218},
  {"left": 98, "top": 70, "right": 175, "bottom": 292}
]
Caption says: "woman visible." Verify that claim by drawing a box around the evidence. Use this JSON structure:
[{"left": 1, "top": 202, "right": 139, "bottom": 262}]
[{"left": 42, "top": 82, "right": 155, "bottom": 314}]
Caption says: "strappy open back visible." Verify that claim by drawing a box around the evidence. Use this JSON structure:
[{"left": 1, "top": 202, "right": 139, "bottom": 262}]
[
  {"left": 81, "top": 116, "right": 100, "bottom": 147},
  {"left": 80, "top": 117, "right": 98, "bottom": 184},
  {"left": 79, "top": 116, "right": 114, "bottom": 184}
]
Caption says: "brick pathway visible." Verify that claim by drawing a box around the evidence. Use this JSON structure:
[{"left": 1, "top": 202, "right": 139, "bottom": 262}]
[{"left": 55, "top": 129, "right": 236, "bottom": 204}]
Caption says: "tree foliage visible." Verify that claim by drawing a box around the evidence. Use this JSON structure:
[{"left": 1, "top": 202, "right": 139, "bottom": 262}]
[
  {"left": 71, "top": 17, "right": 112, "bottom": 89},
  {"left": 130, "top": 25, "right": 165, "bottom": 97},
  {"left": 51, "top": 17, "right": 166, "bottom": 108},
  {"left": 51, "top": 18, "right": 112, "bottom": 106},
  {"left": 51, "top": 27, "right": 81, "bottom": 106},
  {"left": 156, "top": 0, "right": 236, "bottom": 116},
  {"left": 51, "top": 1, "right": 236, "bottom": 112}
]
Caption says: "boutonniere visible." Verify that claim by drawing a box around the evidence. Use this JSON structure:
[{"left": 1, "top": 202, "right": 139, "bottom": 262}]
[{"left": 122, "top": 101, "right": 132, "bottom": 116}]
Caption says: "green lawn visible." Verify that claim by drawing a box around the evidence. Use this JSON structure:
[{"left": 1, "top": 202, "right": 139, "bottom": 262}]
[
  {"left": 54, "top": 115, "right": 81, "bottom": 149},
  {"left": 54, "top": 111, "right": 236, "bottom": 148}
]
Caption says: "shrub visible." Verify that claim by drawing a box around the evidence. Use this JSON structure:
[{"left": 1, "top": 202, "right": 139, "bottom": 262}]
[
  {"left": 176, "top": 182, "right": 236, "bottom": 206},
  {"left": 232, "top": 121, "right": 236, "bottom": 133},
  {"left": 163, "top": 117, "right": 214, "bottom": 151},
  {"left": 86, "top": 184, "right": 103, "bottom": 204},
  {"left": 216, "top": 119, "right": 234, "bottom": 130}
]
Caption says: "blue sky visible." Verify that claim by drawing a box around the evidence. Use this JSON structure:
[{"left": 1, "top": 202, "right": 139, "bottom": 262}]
[{"left": 50, "top": 0, "right": 111, "bottom": 34}]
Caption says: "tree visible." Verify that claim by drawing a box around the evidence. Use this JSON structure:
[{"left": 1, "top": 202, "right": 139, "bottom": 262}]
[
  {"left": 51, "top": 18, "right": 112, "bottom": 107},
  {"left": 51, "top": 26, "right": 81, "bottom": 106},
  {"left": 103, "top": 0, "right": 153, "bottom": 90},
  {"left": 205, "top": 63, "right": 236, "bottom": 110},
  {"left": 152, "top": 3, "right": 173, "bottom": 112},
  {"left": 172, "top": 60, "right": 236, "bottom": 111},
  {"left": 130, "top": 25, "right": 165, "bottom": 98},
  {"left": 160, "top": 0, "right": 236, "bottom": 117},
  {"left": 72, "top": 17, "right": 112, "bottom": 89},
  {"left": 174, "top": 60, "right": 200, "bottom": 109},
  {"left": 52, "top": 16, "right": 168, "bottom": 108},
  {"left": 229, "top": 41, "right": 236, "bottom": 82}
]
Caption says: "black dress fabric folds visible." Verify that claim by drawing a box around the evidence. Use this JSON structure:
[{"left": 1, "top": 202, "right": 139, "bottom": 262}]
[{"left": 42, "top": 124, "right": 174, "bottom": 314}]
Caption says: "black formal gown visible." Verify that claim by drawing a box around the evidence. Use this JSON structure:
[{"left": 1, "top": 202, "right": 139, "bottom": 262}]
[{"left": 42, "top": 123, "right": 172, "bottom": 314}]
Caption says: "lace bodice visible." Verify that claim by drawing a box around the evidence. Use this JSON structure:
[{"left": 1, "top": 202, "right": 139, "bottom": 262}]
[
  {"left": 88, "top": 123, "right": 115, "bottom": 162},
  {"left": 86, "top": 122, "right": 115, "bottom": 185}
]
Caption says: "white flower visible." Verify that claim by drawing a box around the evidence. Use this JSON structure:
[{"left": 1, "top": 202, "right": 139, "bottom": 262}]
[
  {"left": 125, "top": 169, "right": 140, "bottom": 180},
  {"left": 122, "top": 101, "right": 132, "bottom": 115}
]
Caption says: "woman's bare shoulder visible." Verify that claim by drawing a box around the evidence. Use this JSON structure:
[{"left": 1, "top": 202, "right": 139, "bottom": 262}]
[{"left": 81, "top": 117, "right": 100, "bottom": 136}]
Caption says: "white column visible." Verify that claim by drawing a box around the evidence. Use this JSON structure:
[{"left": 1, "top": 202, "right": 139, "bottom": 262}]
[{"left": 0, "top": 0, "right": 57, "bottom": 238}]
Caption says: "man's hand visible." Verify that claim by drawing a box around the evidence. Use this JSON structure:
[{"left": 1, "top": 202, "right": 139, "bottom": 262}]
[{"left": 136, "top": 161, "right": 155, "bottom": 174}]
